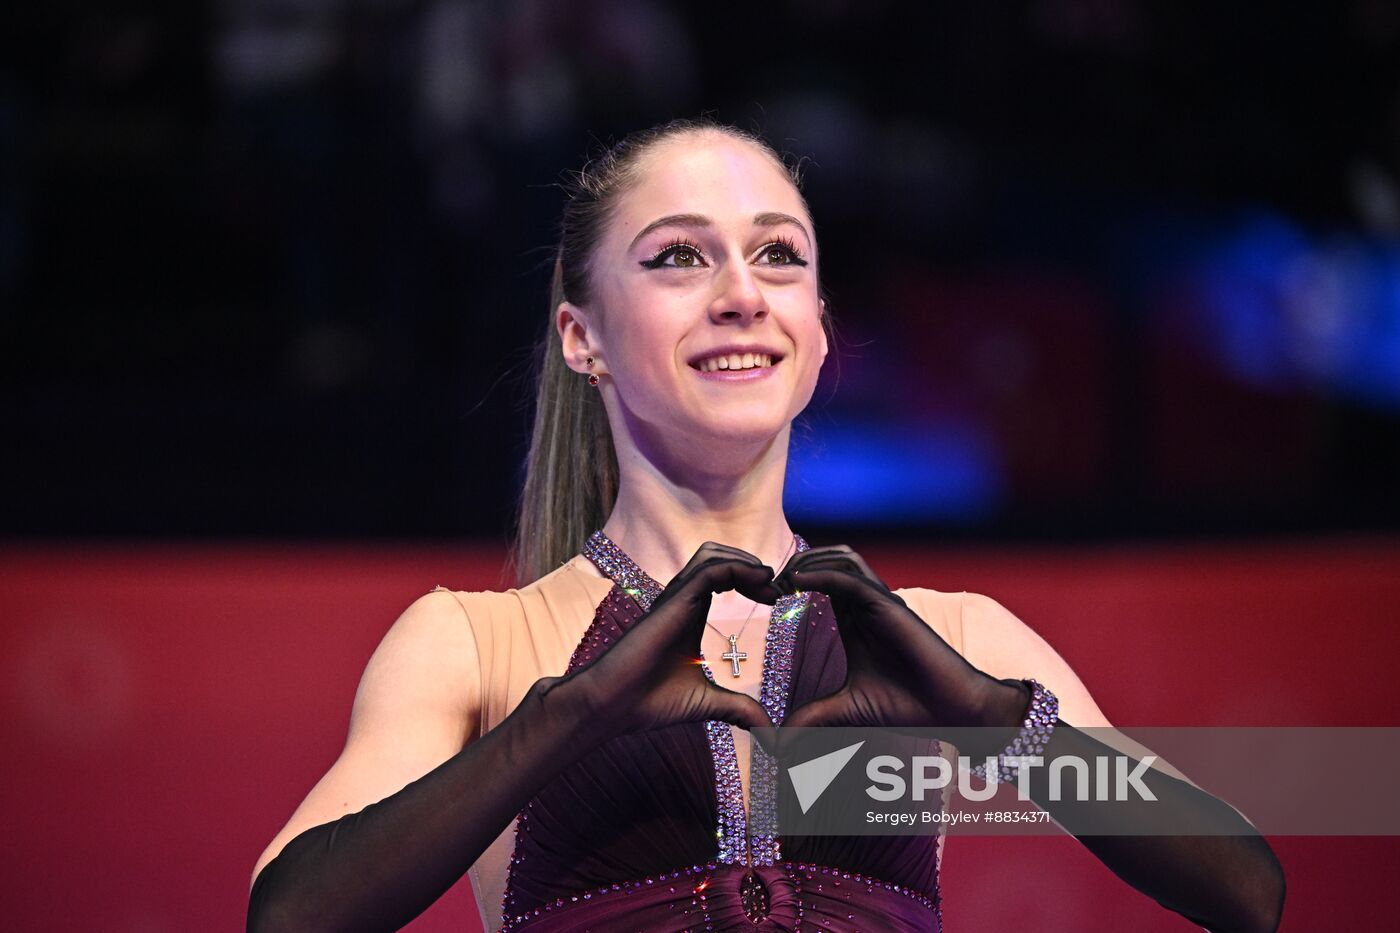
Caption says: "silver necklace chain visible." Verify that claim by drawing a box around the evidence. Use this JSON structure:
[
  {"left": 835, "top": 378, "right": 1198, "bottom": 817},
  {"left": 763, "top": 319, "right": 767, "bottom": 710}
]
[{"left": 702, "top": 534, "right": 798, "bottom": 652}]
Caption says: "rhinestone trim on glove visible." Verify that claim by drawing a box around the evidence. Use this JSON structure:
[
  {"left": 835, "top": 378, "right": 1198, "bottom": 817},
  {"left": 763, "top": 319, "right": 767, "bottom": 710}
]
[{"left": 968, "top": 678, "right": 1059, "bottom": 784}]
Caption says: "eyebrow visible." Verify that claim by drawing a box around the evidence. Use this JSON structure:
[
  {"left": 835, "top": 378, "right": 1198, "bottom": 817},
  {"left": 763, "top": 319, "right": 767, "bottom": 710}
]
[{"left": 628, "top": 212, "right": 812, "bottom": 251}]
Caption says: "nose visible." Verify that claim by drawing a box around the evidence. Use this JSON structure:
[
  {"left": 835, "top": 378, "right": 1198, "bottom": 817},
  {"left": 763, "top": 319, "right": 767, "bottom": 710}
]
[{"left": 708, "top": 261, "right": 769, "bottom": 324}]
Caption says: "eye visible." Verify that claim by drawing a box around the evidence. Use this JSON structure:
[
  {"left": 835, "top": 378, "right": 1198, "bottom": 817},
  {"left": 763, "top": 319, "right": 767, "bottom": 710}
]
[
  {"left": 756, "top": 236, "right": 808, "bottom": 267},
  {"left": 640, "top": 239, "right": 708, "bottom": 270}
]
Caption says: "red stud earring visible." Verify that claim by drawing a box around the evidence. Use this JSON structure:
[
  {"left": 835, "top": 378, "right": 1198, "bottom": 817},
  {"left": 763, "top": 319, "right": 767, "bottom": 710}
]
[{"left": 586, "top": 356, "right": 599, "bottom": 385}]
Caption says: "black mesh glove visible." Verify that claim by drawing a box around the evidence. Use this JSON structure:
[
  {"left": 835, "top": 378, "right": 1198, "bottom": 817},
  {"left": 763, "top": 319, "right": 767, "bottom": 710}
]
[
  {"left": 248, "top": 543, "right": 778, "bottom": 933},
  {"left": 765, "top": 545, "right": 1286, "bottom": 933}
]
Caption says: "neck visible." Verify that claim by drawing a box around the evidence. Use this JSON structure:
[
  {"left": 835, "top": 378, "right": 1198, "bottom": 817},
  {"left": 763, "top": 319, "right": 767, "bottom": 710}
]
[{"left": 599, "top": 423, "right": 797, "bottom": 601}]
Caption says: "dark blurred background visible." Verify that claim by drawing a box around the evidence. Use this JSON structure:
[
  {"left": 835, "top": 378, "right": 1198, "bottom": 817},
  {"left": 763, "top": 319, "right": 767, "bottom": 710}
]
[{"left": 5, "top": 0, "right": 1398, "bottom": 543}]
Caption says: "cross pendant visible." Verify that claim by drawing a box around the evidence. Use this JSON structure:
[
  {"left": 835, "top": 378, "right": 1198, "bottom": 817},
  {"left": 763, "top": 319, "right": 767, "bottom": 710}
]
[{"left": 721, "top": 633, "right": 748, "bottom": 677}]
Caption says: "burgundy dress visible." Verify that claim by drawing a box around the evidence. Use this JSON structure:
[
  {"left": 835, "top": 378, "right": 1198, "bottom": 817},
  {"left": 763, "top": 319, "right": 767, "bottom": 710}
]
[{"left": 498, "top": 532, "right": 944, "bottom": 932}]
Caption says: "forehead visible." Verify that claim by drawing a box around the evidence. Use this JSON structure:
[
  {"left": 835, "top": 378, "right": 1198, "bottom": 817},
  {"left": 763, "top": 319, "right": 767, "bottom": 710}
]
[{"left": 613, "top": 134, "right": 810, "bottom": 234}]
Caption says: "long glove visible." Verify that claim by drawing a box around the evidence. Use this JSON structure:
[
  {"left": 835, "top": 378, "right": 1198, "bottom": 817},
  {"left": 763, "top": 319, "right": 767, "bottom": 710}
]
[
  {"left": 248, "top": 543, "right": 778, "bottom": 933},
  {"left": 765, "top": 545, "right": 1286, "bottom": 933}
]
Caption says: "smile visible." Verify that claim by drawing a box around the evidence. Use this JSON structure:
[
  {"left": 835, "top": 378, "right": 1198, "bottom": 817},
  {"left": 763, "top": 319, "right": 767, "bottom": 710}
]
[
  {"left": 692, "top": 352, "right": 777, "bottom": 373},
  {"left": 690, "top": 360, "right": 779, "bottom": 383}
]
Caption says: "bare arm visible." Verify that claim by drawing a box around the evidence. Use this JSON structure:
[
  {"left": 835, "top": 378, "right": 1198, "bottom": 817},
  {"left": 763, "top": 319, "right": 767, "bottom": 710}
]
[
  {"left": 246, "top": 590, "right": 600, "bottom": 932},
  {"left": 250, "top": 590, "right": 479, "bottom": 889}
]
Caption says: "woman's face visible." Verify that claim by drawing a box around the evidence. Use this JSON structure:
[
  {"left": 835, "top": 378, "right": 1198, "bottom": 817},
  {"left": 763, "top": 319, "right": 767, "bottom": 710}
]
[{"left": 568, "top": 133, "right": 828, "bottom": 453}]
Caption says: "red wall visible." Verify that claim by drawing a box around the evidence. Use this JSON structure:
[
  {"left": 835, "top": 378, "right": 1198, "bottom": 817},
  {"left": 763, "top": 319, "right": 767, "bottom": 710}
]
[{"left": 3, "top": 538, "right": 1397, "bottom": 931}]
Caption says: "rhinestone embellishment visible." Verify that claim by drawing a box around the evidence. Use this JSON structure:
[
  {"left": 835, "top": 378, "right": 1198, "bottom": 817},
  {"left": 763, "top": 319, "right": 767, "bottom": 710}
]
[
  {"left": 497, "top": 860, "right": 941, "bottom": 931},
  {"left": 739, "top": 870, "right": 771, "bottom": 923},
  {"left": 968, "top": 678, "right": 1060, "bottom": 784}
]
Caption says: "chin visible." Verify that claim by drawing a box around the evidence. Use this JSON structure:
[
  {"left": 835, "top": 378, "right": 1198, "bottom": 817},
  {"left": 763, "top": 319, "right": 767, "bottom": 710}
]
[{"left": 691, "top": 412, "right": 792, "bottom": 447}]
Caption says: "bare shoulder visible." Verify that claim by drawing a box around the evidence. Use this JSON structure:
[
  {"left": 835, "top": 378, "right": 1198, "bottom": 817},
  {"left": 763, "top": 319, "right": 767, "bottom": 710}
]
[
  {"left": 345, "top": 588, "right": 482, "bottom": 746},
  {"left": 957, "top": 591, "right": 1110, "bottom": 727},
  {"left": 896, "top": 587, "right": 1111, "bottom": 728},
  {"left": 891, "top": 586, "right": 964, "bottom": 652},
  {"left": 957, "top": 592, "right": 1206, "bottom": 780}
]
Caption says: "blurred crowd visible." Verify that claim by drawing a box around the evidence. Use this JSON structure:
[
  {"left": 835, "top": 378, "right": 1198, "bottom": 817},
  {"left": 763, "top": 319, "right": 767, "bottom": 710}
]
[{"left": 3, "top": 0, "right": 1398, "bottom": 538}]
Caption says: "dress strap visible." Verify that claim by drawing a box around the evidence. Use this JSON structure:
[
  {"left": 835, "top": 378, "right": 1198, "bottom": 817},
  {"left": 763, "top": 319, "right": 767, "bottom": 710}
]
[{"left": 426, "top": 585, "right": 474, "bottom": 624}]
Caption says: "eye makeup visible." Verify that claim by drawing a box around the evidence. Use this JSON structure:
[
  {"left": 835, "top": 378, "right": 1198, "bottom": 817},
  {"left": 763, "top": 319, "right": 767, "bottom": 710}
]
[
  {"left": 639, "top": 235, "right": 810, "bottom": 270},
  {"left": 639, "top": 238, "right": 707, "bottom": 270},
  {"left": 756, "top": 235, "right": 808, "bottom": 267}
]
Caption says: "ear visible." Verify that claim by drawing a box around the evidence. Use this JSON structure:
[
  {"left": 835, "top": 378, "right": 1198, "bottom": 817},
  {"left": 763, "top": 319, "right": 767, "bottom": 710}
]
[
  {"left": 557, "top": 300, "right": 602, "bottom": 374},
  {"left": 818, "top": 298, "right": 830, "bottom": 363}
]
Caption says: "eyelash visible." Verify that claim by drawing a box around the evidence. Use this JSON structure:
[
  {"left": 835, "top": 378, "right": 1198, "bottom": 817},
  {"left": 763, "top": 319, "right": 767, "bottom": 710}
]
[
  {"left": 763, "top": 236, "right": 808, "bottom": 267},
  {"left": 638, "top": 236, "right": 809, "bottom": 269}
]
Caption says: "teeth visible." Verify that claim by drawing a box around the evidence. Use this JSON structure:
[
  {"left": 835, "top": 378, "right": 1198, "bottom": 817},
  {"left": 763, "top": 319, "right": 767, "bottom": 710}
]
[{"left": 698, "top": 353, "right": 774, "bottom": 372}]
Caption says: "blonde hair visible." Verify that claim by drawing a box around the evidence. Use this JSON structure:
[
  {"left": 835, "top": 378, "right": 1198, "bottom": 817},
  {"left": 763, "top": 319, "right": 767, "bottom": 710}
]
[{"left": 510, "top": 119, "right": 815, "bottom": 585}]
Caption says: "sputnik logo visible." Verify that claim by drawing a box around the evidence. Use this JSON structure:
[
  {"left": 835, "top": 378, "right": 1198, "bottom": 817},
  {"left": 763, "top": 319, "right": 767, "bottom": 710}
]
[{"left": 786, "top": 741, "right": 866, "bottom": 814}]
